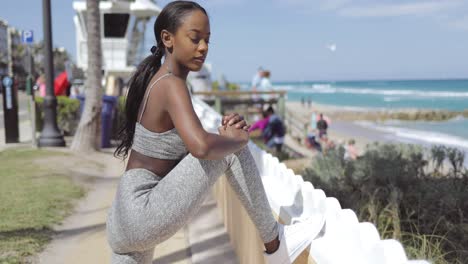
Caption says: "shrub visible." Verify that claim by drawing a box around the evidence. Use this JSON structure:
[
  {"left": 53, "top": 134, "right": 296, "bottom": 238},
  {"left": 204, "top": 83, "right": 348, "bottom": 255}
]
[
  {"left": 35, "top": 96, "right": 80, "bottom": 136},
  {"left": 303, "top": 143, "right": 468, "bottom": 263}
]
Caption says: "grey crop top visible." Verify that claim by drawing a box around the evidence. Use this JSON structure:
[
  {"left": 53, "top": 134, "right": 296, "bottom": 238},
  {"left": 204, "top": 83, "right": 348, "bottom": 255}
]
[{"left": 131, "top": 73, "right": 188, "bottom": 160}]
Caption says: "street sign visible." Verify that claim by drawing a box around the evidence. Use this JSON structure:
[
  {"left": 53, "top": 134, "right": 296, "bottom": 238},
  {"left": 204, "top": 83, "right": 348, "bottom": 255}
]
[
  {"left": 21, "top": 30, "right": 34, "bottom": 44},
  {"left": 3, "top": 77, "right": 13, "bottom": 109},
  {"left": 1, "top": 75, "right": 19, "bottom": 143}
]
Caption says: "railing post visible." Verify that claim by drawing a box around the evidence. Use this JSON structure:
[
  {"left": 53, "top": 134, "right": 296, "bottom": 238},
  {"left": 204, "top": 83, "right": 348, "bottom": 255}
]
[
  {"left": 214, "top": 96, "right": 222, "bottom": 114},
  {"left": 278, "top": 93, "right": 285, "bottom": 120}
]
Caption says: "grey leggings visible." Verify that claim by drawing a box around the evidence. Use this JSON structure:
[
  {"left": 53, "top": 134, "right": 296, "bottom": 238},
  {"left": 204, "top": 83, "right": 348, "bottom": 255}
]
[{"left": 106, "top": 146, "right": 279, "bottom": 263}]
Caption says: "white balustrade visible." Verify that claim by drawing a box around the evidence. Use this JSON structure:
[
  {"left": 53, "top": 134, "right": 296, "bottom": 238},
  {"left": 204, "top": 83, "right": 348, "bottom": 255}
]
[{"left": 192, "top": 97, "right": 429, "bottom": 264}]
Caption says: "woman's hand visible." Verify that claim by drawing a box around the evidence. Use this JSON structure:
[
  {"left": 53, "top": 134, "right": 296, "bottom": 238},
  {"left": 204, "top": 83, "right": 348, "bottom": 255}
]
[
  {"left": 222, "top": 113, "right": 251, "bottom": 131},
  {"left": 218, "top": 123, "right": 249, "bottom": 144}
]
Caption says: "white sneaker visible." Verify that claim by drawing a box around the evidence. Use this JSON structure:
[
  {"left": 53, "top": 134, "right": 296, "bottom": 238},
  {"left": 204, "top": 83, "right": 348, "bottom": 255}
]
[{"left": 263, "top": 216, "right": 326, "bottom": 264}]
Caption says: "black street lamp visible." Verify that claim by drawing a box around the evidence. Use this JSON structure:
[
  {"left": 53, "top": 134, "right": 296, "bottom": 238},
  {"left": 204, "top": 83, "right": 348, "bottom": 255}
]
[{"left": 38, "top": 0, "right": 65, "bottom": 147}]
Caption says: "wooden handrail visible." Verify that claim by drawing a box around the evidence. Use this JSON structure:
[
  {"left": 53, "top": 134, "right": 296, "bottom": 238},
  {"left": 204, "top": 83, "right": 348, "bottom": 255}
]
[
  {"left": 193, "top": 90, "right": 287, "bottom": 96},
  {"left": 194, "top": 90, "right": 287, "bottom": 120}
]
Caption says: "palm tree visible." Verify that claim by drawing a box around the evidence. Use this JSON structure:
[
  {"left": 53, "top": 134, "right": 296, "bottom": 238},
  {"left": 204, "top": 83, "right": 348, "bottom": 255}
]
[{"left": 71, "top": 0, "right": 103, "bottom": 152}]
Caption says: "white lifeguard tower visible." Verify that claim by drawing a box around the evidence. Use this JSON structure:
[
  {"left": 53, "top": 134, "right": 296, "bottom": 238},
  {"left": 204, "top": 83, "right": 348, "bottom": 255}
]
[{"left": 73, "top": 0, "right": 161, "bottom": 93}]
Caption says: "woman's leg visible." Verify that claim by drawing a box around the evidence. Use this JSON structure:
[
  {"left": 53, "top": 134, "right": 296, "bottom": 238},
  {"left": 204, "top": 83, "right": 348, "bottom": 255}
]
[
  {"left": 141, "top": 145, "right": 278, "bottom": 244},
  {"left": 223, "top": 146, "right": 279, "bottom": 243},
  {"left": 110, "top": 248, "right": 154, "bottom": 264},
  {"left": 108, "top": 146, "right": 278, "bottom": 262}
]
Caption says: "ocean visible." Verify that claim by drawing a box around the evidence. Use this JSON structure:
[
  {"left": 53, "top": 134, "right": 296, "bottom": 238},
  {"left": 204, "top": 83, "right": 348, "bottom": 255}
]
[
  {"left": 246, "top": 79, "right": 468, "bottom": 162},
  {"left": 280, "top": 79, "right": 468, "bottom": 111}
]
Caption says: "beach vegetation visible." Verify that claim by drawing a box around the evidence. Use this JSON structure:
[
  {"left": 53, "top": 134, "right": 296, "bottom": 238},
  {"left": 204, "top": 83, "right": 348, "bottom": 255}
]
[
  {"left": 303, "top": 143, "right": 468, "bottom": 263},
  {"left": 332, "top": 109, "right": 468, "bottom": 123}
]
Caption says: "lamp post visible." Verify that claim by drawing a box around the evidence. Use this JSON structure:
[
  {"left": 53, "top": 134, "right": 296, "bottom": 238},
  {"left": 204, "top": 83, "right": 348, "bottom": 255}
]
[{"left": 38, "top": 0, "right": 65, "bottom": 147}]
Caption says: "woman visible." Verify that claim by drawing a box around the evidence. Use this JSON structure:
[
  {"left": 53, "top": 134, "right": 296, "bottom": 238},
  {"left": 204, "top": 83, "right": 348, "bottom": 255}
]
[{"left": 107, "top": 2, "right": 325, "bottom": 263}]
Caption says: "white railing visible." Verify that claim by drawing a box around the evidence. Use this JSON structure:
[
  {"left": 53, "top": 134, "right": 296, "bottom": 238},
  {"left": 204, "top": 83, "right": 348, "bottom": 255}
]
[{"left": 192, "top": 97, "right": 429, "bottom": 264}]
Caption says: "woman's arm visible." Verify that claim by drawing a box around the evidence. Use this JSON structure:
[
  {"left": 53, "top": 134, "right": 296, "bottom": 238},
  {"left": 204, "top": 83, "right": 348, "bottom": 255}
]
[{"left": 164, "top": 77, "right": 248, "bottom": 160}]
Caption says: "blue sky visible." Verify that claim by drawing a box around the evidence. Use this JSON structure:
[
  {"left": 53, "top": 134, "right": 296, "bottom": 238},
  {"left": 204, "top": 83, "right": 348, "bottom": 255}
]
[{"left": 1, "top": 0, "right": 468, "bottom": 82}]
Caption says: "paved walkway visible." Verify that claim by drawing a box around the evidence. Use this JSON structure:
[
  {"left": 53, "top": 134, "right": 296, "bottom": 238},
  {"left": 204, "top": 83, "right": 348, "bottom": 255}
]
[{"left": 0, "top": 120, "right": 34, "bottom": 151}]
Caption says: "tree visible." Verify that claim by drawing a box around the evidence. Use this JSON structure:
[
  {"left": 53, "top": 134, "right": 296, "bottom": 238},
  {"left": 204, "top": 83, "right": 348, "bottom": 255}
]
[
  {"left": 31, "top": 42, "right": 72, "bottom": 77},
  {"left": 71, "top": 0, "right": 103, "bottom": 152}
]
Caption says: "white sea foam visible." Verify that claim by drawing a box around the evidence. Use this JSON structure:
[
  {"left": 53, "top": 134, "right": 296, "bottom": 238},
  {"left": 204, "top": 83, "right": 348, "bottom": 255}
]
[
  {"left": 272, "top": 85, "right": 296, "bottom": 91},
  {"left": 356, "top": 121, "right": 468, "bottom": 150},
  {"left": 293, "top": 84, "right": 468, "bottom": 98},
  {"left": 383, "top": 97, "right": 401, "bottom": 102}
]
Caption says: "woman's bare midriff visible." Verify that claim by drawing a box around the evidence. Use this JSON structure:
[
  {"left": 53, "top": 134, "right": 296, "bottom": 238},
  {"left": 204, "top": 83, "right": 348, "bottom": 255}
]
[{"left": 126, "top": 150, "right": 181, "bottom": 177}]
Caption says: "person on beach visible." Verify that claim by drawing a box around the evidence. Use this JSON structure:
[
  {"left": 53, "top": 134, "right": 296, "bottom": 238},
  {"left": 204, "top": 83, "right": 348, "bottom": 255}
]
[
  {"left": 344, "top": 139, "right": 358, "bottom": 160},
  {"left": 251, "top": 66, "right": 263, "bottom": 100},
  {"left": 262, "top": 106, "right": 286, "bottom": 153},
  {"left": 259, "top": 70, "right": 273, "bottom": 100},
  {"left": 249, "top": 108, "right": 272, "bottom": 137},
  {"left": 305, "top": 127, "right": 322, "bottom": 152},
  {"left": 317, "top": 113, "right": 328, "bottom": 138},
  {"left": 306, "top": 134, "right": 322, "bottom": 152},
  {"left": 107, "top": 2, "right": 325, "bottom": 264}
]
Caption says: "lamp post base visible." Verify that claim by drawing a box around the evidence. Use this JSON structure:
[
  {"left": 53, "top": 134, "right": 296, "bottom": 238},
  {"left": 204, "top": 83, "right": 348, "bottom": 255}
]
[
  {"left": 38, "top": 135, "right": 66, "bottom": 147},
  {"left": 38, "top": 96, "right": 66, "bottom": 147}
]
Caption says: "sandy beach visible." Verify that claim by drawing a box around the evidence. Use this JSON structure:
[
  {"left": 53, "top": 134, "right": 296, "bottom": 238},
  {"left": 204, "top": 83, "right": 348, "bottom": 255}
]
[
  {"left": 286, "top": 101, "right": 376, "bottom": 156},
  {"left": 284, "top": 100, "right": 468, "bottom": 169}
]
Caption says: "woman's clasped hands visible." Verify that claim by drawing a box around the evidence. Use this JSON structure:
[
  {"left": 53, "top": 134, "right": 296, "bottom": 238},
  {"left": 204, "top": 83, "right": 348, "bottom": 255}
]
[{"left": 218, "top": 113, "right": 250, "bottom": 143}]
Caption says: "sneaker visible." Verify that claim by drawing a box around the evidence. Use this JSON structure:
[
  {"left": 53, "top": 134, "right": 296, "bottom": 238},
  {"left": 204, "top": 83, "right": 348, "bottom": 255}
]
[{"left": 264, "top": 215, "right": 326, "bottom": 264}]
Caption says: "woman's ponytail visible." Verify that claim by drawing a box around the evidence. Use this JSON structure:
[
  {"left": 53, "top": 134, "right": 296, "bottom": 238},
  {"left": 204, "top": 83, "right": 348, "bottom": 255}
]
[{"left": 114, "top": 45, "right": 164, "bottom": 159}]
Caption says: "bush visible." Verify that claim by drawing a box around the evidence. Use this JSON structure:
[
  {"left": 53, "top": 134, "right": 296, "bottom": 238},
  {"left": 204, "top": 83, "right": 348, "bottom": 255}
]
[
  {"left": 303, "top": 143, "right": 468, "bottom": 263},
  {"left": 35, "top": 96, "right": 80, "bottom": 136}
]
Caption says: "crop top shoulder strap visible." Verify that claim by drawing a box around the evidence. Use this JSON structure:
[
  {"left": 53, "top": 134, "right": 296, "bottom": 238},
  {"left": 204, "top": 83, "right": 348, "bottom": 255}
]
[{"left": 138, "top": 72, "right": 173, "bottom": 123}]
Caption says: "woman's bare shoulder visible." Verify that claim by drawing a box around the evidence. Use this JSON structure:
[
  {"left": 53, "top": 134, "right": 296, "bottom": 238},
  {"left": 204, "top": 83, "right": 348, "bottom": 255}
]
[{"left": 157, "top": 75, "right": 190, "bottom": 99}]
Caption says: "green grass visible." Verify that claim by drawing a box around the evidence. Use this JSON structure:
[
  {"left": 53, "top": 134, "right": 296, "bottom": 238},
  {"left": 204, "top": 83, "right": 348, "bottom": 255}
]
[{"left": 0, "top": 148, "right": 84, "bottom": 263}]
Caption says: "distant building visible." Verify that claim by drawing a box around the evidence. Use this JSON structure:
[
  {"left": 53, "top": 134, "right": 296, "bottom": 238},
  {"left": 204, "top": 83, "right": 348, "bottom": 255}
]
[
  {"left": 0, "top": 19, "right": 27, "bottom": 90},
  {"left": 0, "top": 19, "right": 8, "bottom": 77}
]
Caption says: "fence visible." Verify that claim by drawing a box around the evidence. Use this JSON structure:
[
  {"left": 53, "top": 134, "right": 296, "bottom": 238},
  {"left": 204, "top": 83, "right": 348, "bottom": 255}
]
[
  {"left": 192, "top": 96, "right": 429, "bottom": 264},
  {"left": 193, "top": 90, "right": 286, "bottom": 120}
]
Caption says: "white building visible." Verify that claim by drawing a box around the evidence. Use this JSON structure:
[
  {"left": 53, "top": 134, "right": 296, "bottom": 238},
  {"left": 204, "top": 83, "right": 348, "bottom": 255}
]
[
  {"left": 0, "top": 19, "right": 9, "bottom": 76},
  {"left": 73, "top": 0, "right": 161, "bottom": 80}
]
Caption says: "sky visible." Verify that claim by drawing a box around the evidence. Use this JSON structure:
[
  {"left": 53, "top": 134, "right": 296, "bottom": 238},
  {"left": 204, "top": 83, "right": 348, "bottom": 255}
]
[{"left": 1, "top": 0, "right": 468, "bottom": 82}]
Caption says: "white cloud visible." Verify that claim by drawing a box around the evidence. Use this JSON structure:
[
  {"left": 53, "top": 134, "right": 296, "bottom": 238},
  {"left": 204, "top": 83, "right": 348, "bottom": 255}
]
[
  {"left": 326, "top": 43, "right": 337, "bottom": 52},
  {"left": 320, "top": 0, "right": 352, "bottom": 11},
  {"left": 273, "top": 0, "right": 351, "bottom": 12},
  {"left": 338, "top": 1, "right": 463, "bottom": 18}
]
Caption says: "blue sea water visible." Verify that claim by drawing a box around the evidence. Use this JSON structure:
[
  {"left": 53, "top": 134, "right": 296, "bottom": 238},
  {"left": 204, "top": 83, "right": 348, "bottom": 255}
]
[
  {"left": 279, "top": 79, "right": 468, "bottom": 111},
  {"left": 248, "top": 79, "right": 468, "bottom": 161}
]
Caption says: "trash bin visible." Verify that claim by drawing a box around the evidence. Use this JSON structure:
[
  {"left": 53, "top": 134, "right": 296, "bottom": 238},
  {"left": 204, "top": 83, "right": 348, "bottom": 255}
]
[
  {"left": 76, "top": 94, "right": 85, "bottom": 114},
  {"left": 101, "top": 95, "right": 117, "bottom": 148},
  {"left": 76, "top": 95, "right": 117, "bottom": 148}
]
